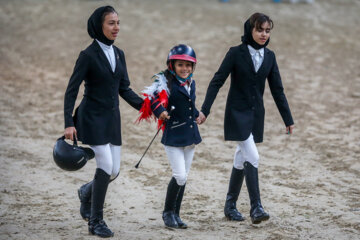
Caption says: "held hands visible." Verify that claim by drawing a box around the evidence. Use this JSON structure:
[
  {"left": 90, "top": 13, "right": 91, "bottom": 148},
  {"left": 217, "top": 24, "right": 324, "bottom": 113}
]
[
  {"left": 286, "top": 125, "right": 294, "bottom": 135},
  {"left": 196, "top": 111, "right": 206, "bottom": 125},
  {"left": 64, "top": 126, "right": 77, "bottom": 141},
  {"left": 159, "top": 111, "right": 170, "bottom": 121}
]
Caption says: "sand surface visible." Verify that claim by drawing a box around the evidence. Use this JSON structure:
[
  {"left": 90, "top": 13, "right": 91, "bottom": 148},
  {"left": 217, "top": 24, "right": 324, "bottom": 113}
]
[{"left": 0, "top": 0, "right": 359, "bottom": 239}]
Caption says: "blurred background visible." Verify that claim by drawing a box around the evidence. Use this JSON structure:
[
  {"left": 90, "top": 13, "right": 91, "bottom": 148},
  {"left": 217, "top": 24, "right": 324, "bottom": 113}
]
[{"left": 0, "top": 0, "right": 359, "bottom": 239}]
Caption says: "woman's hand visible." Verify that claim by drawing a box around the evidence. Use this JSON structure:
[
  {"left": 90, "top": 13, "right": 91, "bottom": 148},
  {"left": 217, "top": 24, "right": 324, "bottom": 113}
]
[
  {"left": 159, "top": 111, "right": 170, "bottom": 121},
  {"left": 64, "top": 127, "right": 77, "bottom": 141},
  {"left": 196, "top": 112, "right": 206, "bottom": 125},
  {"left": 286, "top": 125, "right": 294, "bottom": 134}
]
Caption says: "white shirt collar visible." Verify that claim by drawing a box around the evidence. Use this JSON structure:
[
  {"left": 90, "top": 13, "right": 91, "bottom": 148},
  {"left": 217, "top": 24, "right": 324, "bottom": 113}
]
[
  {"left": 177, "top": 78, "right": 192, "bottom": 85},
  {"left": 247, "top": 45, "right": 264, "bottom": 57},
  {"left": 96, "top": 39, "right": 113, "bottom": 51}
]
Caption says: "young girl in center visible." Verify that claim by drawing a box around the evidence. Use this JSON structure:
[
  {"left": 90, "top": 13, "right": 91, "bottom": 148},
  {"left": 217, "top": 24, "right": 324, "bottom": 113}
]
[{"left": 137, "top": 44, "right": 202, "bottom": 229}]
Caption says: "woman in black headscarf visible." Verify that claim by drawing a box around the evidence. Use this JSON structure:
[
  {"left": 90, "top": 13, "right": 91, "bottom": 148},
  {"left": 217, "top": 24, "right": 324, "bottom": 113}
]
[
  {"left": 64, "top": 6, "right": 143, "bottom": 237},
  {"left": 197, "top": 13, "right": 294, "bottom": 224}
]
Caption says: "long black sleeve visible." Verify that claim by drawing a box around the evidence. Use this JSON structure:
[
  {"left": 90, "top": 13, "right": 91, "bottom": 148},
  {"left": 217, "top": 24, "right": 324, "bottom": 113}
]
[
  {"left": 267, "top": 54, "right": 294, "bottom": 126},
  {"left": 201, "top": 48, "right": 235, "bottom": 117},
  {"left": 64, "top": 51, "right": 89, "bottom": 128}
]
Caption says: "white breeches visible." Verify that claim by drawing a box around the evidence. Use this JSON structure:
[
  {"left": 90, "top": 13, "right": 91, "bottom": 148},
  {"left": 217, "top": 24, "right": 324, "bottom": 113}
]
[
  {"left": 90, "top": 144, "right": 121, "bottom": 180},
  {"left": 164, "top": 144, "right": 195, "bottom": 186},
  {"left": 233, "top": 134, "right": 259, "bottom": 169}
]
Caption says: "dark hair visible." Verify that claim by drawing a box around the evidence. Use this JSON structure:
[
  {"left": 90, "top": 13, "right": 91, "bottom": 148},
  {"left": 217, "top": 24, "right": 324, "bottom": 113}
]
[
  {"left": 249, "top": 13, "right": 273, "bottom": 31},
  {"left": 101, "top": 6, "right": 117, "bottom": 24},
  {"left": 164, "top": 69, "right": 175, "bottom": 93}
]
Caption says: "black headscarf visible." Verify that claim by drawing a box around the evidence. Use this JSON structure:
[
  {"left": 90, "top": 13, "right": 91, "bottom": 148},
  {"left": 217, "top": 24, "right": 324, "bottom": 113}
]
[
  {"left": 87, "top": 6, "right": 115, "bottom": 46},
  {"left": 241, "top": 19, "right": 270, "bottom": 50}
]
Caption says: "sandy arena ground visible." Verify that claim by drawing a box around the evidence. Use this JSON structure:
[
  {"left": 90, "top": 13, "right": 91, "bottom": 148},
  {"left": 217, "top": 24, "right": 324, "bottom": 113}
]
[{"left": 0, "top": 0, "right": 359, "bottom": 239}]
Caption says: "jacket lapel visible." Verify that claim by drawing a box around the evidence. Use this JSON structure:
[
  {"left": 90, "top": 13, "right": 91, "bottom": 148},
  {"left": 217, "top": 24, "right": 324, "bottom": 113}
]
[
  {"left": 113, "top": 48, "right": 120, "bottom": 74},
  {"left": 240, "top": 44, "right": 256, "bottom": 73},
  {"left": 190, "top": 81, "right": 196, "bottom": 99},
  {"left": 173, "top": 79, "right": 190, "bottom": 97},
  {"left": 94, "top": 40, "right": 114, "bottom": 74},
  {"left": 240, "top": 44, "right": 269, "bottom": 75},
  {"left": 256, "top": 48, "right": 269, "bottom": 76},
  {"left": 179, "top": 83, "right": 191, "bottom": 97}
]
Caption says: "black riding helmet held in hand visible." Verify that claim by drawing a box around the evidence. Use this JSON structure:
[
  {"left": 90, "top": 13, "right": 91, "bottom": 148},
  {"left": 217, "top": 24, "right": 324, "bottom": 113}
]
[{"left": 53, "top": 136, "right": 95, "bottom": 171}]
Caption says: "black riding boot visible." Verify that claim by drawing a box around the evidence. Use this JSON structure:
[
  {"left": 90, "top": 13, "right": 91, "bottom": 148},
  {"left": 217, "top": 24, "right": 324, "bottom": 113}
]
[
  {"left": 78, "top": 172, "right": 119, "bottom": 222},
  {"left": 174, "top": 184, "right": 187, "bottom": 229},
  {"left": 78, "top": 181, "right": 93, "bottom": 221},
  {"left": 162, "top": 177, "right": 181, "bottom": 228},
  {"left": 224, "top": 167, "right": 245, "bottom": 221},
  {"left": 244, "top": 162, "right": 269, "bottom": 224},
  {"left": 88, "top": 168, "right": 114, "bottom": 238}
]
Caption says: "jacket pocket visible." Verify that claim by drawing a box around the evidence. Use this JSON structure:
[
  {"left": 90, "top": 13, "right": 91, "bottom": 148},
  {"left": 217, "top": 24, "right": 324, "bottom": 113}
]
[{"left": 170, "top": 122, "right": 186, "bottom": 129}]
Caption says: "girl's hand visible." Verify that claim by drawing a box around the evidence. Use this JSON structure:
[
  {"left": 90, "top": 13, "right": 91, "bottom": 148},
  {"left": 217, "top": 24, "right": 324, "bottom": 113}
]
[
  {"left": 159, "top": 111, "right": 170, "bottom": 120},
  {"left": 64, "top": 127, "right": 77, "bottom": 141},
  {"left": 286, "top": 125, "right": 294, "bottom": 135},
  {"left": 196, "top": 112, "right": 206, "bottom": 125}
]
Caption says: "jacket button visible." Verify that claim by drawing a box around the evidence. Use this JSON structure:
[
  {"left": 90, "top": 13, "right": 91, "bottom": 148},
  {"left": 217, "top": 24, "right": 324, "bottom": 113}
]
[
  {"left": 189, "top": 116, "right": 192, "bottom": 119},
  {"left": 112, "top": 96, "right": 115, "bottom": 99},
  {"left": 189, "top": 107, "right": 192, "bottom": 110},
  {"left": 188, "top": 99, "right": 191, "bottom": 102},
  {"left": 252, "top": 107, "right": 255, "bottom": 110},
  {"left": 190, "top": 125, "right": 193, "bottom": 128},
  {"left": 252, "top": 96, "right": 255, "bottom": 99}
]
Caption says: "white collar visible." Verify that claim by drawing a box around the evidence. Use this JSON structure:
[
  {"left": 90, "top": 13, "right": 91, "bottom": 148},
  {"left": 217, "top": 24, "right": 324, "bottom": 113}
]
[
  {"left": 247, "top": 45, "right": 264, "bottom": 57},
  {"left": 96, "top": 39, "right": 113, "bottom": 51},
  {"left": 177, "top": 78, "right": 192, "bottom": 86}
]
